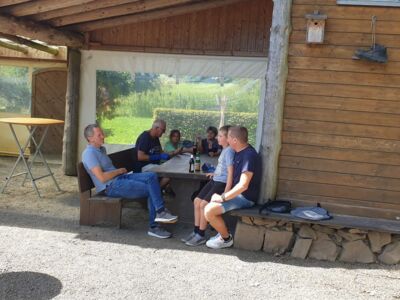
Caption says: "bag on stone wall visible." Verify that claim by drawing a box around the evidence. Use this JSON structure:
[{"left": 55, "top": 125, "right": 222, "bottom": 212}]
[
  {"left": 259, "top": 199, "right": 291, "bottom": 214},
  {"left": 290, "top": 203, "right": 332, "bottom": 221}
]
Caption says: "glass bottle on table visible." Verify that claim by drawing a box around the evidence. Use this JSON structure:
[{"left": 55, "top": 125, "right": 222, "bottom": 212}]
[
  {"left": 195, "top": 153, "right": 201, "bottom": 172},
  {"left": 194, "top": 135, "right": 202, "bottom": 155},
  {"left": 189, "top": 154, "right": 195, "bottom": 173}
]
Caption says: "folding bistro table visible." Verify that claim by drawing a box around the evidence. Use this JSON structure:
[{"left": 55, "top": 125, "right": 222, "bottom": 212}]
[{"left": 0, "top": 117, "right": 64, "bottom": 197}]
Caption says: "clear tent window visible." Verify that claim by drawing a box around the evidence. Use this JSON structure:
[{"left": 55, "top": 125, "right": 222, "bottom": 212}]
[{"left": 96, "top": 71, "right": 261, "bottom": 147}]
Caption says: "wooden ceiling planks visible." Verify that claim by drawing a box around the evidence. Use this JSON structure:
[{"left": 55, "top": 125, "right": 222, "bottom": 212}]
[
  {"left": 0, "top": 14, "right": 84, "bottom": 47},
  {"left": 48, "top": 0, "right": 197, "bottom": 27},
  {"left": 0, "top": 0, "right": 94, "bottom": 17},
  {"left": 64, "top": 0, "right": 246, "bottom": 32},
  {"left": 0, "top": 0, "right": 30, "bottom": 8},
  {"left": 0, "top": 0, "right": 249, "bottom": 32},
  {"left": 0, "top": 0, "right": 251, "bottom": 51},
  {"left": 32, "top": 0, "right": 139, "bottom": 22}
]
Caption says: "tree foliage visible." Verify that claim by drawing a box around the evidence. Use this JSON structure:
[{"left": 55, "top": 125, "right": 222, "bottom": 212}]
[
  {"left": 0, "top": 66, "right": 30, "bottom": 113},
  {"left": 96, "top": 71, "right": 160, "bottom": 120}
]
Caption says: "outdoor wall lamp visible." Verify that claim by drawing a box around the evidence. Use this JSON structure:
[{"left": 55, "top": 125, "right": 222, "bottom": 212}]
[{"left": 305, "top": 10, "right": 327, "bottom": 44}]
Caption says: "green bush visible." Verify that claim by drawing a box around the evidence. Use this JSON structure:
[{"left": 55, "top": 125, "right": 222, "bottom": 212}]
[
  {"left": 154, "top": 108, "right": 258, "bottom": 146},
  {"left": 114, "top": 80, "right": 261, "bottom": 118}
]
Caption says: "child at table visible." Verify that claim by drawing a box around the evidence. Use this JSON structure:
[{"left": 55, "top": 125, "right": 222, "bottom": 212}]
[
  {"left": 197, "top": 126, "right": 221, "bottom": 157},
  {"left": 164, "top": 129, "right": 192, "bottom": 157},
  {"left": 181, "top": 125, "right": 234, "bottom": 246}
]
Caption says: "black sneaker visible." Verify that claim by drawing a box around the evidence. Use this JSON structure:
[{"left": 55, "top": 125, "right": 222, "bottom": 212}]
[
  {"left": 181, "top": 231, "right": 196, "bottom": 243},
  {"left": 185, "top": 233, "right": 207, "bottom": 246},
  {"left": 164, "top": 185, "right": 176, "bottom": 197},
  {"left": 353, "top": 43, "right": 388, "bottom": 63},
  {"left": 148, "top": 226, "right": 172, "bottom": 239}
]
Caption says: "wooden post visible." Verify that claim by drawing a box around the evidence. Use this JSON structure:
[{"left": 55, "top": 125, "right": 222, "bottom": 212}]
[
  {"left": 259, "top": 0, "right": 292, "bottom": 203},
  {"left": 217, "top": 94, "right": 227, "bottom": 128},
  {"left": 62, "top": 48, "right": 81, "bottom": 176}
]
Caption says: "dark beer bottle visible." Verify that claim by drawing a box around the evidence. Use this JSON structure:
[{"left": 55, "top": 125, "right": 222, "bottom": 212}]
[{"left": 189, "top": 155, "right": 195, "bottom": 173}]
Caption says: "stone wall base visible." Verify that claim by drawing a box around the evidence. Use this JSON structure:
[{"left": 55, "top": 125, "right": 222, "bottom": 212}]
[{"left": 234, "top": 217, "right": 400, "bottom": 264}]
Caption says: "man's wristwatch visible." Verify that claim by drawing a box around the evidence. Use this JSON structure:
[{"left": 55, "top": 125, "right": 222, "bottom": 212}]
[{"left": 221, "top": 193, "right": 226, "bottom": 202}]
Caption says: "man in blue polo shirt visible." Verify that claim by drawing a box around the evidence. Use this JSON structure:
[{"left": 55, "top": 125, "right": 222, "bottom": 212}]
[
  {"left": 81, "top": 124, "right": 178, "bottom": 239},
  {"left": 204, "top": 126, "right": 261, "bottom": 249}
]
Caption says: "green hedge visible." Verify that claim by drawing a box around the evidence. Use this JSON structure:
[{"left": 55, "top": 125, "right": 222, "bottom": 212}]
[{"left": 153, "top": 108, "right": 258, "bottom": 145}]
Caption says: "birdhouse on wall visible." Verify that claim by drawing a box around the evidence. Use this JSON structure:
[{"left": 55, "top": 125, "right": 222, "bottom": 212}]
[{"left": 305, "top": 11, "right": 327, "bottom": 44}]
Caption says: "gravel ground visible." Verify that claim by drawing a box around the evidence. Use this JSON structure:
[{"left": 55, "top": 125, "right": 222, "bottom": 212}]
[{"left": 0, "top": 156, "right": 399, "bottom": 300}]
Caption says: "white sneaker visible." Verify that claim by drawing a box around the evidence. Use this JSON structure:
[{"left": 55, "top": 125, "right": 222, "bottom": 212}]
[
  {"left": 206, "top": 234, "right": 233, "bottom": 249},
  {"left": 208, "top": 233, "right": 221, "bottom": 241}
]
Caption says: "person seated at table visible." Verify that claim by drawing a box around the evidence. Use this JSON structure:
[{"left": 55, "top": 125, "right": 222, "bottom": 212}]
[
  {"left": 82, "top": 124, "right": 178, "bottom": 239},
  {"left": 164, "top": 129, "right": 193, "bottom": 156},
  {"left": 204, "top": 126, "right": 261, "bottom": 249},
  {"left": 181, "top": 125, "right": 234, "bottom": 246},
  {"left": 134, "top": 119, "right": 170, "bottom": 189},
  {"left": 197, "top": 126, "right": 221, "bottom": 157}
]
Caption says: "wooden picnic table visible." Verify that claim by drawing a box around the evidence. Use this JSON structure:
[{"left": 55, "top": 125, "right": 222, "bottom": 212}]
[{"left": 147, "top": 153, "right": 218, "bottom": 222}]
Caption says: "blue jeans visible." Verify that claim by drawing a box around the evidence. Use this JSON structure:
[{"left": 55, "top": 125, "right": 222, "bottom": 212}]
[
  {"left": 221, "top": 194, "right": 255, "bottom": 214},
  {"left": 105, "top": 172, "right": 164, "bottom": 227}
]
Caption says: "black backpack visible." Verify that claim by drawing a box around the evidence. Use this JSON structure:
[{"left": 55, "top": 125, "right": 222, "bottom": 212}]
[{"left": 259, "top": 199, "right": 291, "bottom": 215}]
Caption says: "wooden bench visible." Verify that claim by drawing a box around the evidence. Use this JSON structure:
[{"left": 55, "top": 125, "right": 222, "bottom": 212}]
[
  {"left": 77, "top": 147, "right": 145, "bottom": 228},
  {"left": 230, "top": 206, "right": 400, "bottom": 234}
]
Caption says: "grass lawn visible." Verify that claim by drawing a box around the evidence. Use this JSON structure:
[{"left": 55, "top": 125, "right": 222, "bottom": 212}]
[{"left": 101, "top": 116, "right": 153, "bottom": 144}]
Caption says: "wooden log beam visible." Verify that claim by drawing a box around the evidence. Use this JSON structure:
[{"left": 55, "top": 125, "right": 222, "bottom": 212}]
[
  {"left": 259, "top": 0, "right": 292, "bottom": 203},
  {"left": 62, "top": 48, "right": 80, "bottom": 176},
  {"left": 0, "top": 33, "right": 59, "bottom": 55},
  {"left": 0, "top": 14, "right": 84, "bottom": 47},
  {"left": 0, "top": 38, "right": 27, "bottom": 53},
  {"left": 33, "top": 0, "right": 138, "bottom": 22},
  {"left": 0, "top": 46, "right": 67, "bottom": 61},
  {"left": 0, "top": 0, "right": 30, "bottom": 8},
  {"left": 49, "top": 0, "right": 197, "bottom": 27},
  {"left": 2, "top": 0, "right": 94, "bottom": 17},
  {"left": 65, "top": 0, "right": 246, "bottom": 32}
]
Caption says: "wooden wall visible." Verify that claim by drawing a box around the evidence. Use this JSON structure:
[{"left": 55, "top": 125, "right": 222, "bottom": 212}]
[
  {"left": 88, "top": 0, "right": 272, "bottom": 57},
  {"left": 277, "top": 0, "right": 400, "bottom": 219}
]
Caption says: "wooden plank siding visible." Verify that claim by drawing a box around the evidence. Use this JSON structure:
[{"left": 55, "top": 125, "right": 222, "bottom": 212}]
[
  {"left": 88, "top": 0, "right": 272, "bottom": 57},
  {"left": 277, "top": 0, "right": 400, "bottom": 219}
]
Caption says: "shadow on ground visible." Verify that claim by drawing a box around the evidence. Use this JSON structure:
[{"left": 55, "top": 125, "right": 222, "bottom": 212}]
[{"left": 0, "top": 271, "right": 62, "bottom": 300}]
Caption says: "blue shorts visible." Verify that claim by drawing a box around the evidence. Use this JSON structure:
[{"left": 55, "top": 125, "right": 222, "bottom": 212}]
[{"left": 221, "top": 194, "right": 255, "bottom": 214}]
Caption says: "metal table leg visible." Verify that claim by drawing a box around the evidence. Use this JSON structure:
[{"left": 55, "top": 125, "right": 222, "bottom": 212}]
[
  {"left": 1, "top": 124, "right": 41, "bottom": 197},
  {"left": 22, "top": 125, "right": 61, "bottom": 191},
  {"left": 1, "top": 123, "right": 62, "bottom": 197}
]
